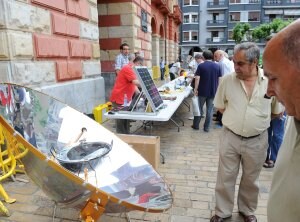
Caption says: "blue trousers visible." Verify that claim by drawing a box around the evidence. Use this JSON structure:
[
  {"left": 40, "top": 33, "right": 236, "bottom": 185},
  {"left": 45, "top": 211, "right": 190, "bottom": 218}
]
[
  {"left": 266, "top": 114, "right": 286, "bottom": 162},
  {"left": 160, "top": 68, "right": 165, "bottom": 80},
  {"left": 193, "top": 96, "right": 214, "bottom": 131}
]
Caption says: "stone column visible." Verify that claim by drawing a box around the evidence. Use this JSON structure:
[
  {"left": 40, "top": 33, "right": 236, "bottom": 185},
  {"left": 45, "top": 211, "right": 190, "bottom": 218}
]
[
  {"left": 151, "top": 34, "right": 160, "bottom": 66},
  {"left": 159, "top": 37, "right": 165, "bottom": 63}
]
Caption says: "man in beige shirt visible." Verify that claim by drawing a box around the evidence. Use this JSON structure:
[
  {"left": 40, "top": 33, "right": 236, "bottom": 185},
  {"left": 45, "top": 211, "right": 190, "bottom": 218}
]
[
  {"left": 210, "top": 42, "right": 282, "bottom": 222},
  {"left": 263, "top": 19, "right": 300, "bottom": 222}
]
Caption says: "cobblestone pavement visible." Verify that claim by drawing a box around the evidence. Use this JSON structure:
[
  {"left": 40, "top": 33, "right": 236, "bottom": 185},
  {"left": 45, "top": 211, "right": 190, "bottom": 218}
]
[{"left": 0, "top": 98, "right": 274, "bottom": 222}]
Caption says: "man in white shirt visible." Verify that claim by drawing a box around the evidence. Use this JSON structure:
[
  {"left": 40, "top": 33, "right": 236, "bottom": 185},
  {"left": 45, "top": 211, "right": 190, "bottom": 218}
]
[
  {"left": 213, "top": 50, "right": 235, "bottom": 126},
  {"left": 160, "top": 57, "right": 165, "bottom": 80},
  {"left": 115, "top": 43, "right": 130, "bottom": 76},
  {"left": 169, "top": 59, "right": 181, "bottom": 81},
  {"left": 214, "top": 50, "right": 234, "bottom": 76}
]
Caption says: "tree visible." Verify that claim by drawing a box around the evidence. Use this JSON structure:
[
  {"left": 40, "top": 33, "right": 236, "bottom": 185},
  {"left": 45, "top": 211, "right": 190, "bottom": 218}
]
[
  {"left": 232, "top": 18, "right": 294, "bottom": 43},
  {"left": 232, "top": 23, "right": 252, "bottom": 43},
  {"left": 252, "top": 18, "right": 293, "bottom": 41}
]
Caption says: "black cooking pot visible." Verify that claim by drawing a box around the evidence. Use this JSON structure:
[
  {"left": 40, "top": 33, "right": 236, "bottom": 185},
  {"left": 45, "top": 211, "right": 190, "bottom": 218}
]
[{"left": 53, "top": 141, "right": 113, "bottom": 172}]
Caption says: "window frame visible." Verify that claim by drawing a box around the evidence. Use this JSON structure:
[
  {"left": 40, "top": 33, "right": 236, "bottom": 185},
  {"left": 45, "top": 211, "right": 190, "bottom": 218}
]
[
  {"left": 183, "top": 13, "right": 199, "bottom": 24},
  {"left": 183, "top": 0, "right": 199, "bottom": 6},
  {"left": 182, "top": 30, "right": 199, "bottom": 42}
]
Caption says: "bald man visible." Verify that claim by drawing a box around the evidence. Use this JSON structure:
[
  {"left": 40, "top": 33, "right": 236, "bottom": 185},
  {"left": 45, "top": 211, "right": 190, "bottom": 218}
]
[
  {"left": 263, "top": 19, "right": 300, "bottom": 222},
  {"left": 214, "top": 50, "right": 234, "bottom": 76}
]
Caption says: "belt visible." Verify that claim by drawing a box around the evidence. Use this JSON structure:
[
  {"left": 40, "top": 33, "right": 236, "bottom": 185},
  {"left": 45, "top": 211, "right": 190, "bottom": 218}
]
[{"left": 226, "top": 128, "right": 261, "bottom": 140}]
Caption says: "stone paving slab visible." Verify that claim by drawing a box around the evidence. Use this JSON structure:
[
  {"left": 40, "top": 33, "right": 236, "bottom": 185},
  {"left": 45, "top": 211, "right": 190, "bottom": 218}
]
[{"left": 0, "top": 98, "right": 274, "bottom": 222}]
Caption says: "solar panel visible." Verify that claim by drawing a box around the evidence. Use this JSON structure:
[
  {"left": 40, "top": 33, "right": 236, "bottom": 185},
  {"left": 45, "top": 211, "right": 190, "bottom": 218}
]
[{"left": 134, "top": 67, "right": 164, "bottom": 112}]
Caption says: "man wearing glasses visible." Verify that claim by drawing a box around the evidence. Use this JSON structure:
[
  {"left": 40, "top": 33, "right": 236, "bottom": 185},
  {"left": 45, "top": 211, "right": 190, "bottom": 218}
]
[
  {"left": 115, "top": 43, "right": 130, "bottom": 76},
  {"left": 210, "top": 42, "right": 282, "bottom": 222}
]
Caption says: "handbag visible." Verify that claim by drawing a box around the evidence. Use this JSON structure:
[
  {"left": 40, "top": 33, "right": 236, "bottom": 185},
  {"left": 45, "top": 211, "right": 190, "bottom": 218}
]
[{"left": 192, "top": 96, "right": 200, "bottom": 116}]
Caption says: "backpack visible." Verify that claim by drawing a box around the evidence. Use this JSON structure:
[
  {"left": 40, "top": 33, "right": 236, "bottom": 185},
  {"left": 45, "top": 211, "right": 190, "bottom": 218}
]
[{"left": 168, "top": 63, "right": 174, "bottom": 69}]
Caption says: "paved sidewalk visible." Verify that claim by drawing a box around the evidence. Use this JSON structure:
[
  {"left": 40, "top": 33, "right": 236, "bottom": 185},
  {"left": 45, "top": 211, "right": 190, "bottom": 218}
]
[{"left": 0, "top": 99, "right": 274, "bottom": 222}]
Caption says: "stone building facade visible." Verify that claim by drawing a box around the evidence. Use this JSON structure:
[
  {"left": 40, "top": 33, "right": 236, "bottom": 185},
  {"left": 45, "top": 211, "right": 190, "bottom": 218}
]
[{"left": 0, "top": 0, "right": 103, "bottom": 113}]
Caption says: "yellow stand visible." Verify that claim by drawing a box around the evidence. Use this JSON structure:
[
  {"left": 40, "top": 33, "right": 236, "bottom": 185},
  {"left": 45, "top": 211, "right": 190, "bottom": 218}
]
[
  {"left": 0, "top": 200, "right": 9, "bottom": 216},
  {"left": 0, "top": 184, "right": 15, "bottom": 204}
]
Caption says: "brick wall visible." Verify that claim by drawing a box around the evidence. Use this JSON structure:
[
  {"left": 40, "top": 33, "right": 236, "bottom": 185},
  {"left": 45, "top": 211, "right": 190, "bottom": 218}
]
[
  {"left": 98, "top": 1, "right": 152, "bottom": 72},
  {"left": 0, "top": 0, "right": 104, "bottom": 113}
]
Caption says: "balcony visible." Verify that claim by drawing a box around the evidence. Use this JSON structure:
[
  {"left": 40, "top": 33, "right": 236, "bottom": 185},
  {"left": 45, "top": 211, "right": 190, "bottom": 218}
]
[
  {"left": 151, "top": 0, "right": 166, "bottom": 6},
  {"left": 264, "top": 0, "right": 283, "bottom": 5},
  {"left": 286, "top": 0, "right": 300, "bottom": 3},
  {"left": 206, "top": 37, "right": 226, "bottom": 44},
  {"left": 207, "top": 1, "right": 228, "bottom": 10},
  {"left": 207, "top": 20, "right": 227, "bottom": 27},
  {"left": 173, "top": 5, "right": 182, "bottom": 24},
  {"left": 264, "top": 0, "right": 300, "bottom": 8},
  {"left": 151, "top": 0, "right": 171, "bottom": 14}
]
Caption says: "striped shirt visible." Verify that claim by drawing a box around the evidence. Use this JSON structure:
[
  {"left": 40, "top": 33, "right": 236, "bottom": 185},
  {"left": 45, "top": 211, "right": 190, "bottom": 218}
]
[{"left": 115, "top": 53, "right": 129, "bottom": 71}]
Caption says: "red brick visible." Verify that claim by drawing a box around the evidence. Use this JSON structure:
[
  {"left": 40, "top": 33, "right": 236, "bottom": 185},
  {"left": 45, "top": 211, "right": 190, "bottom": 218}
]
[
  {"left": 98, "top": 0, "right": 130, "bottom": 3},
  {"left": 52, "top": 13, "right": 80, "bottom": 37},
  {"left": 98, "top": 15, "right": 121, "bottom": 27},
  {"left": 101, "top": 61, "right": 114, "bottom": 72},
  {"left": 56, "top": 60, "right": 82, "bottom": 81},
  {"left": 144, "top": 50, "right": 151, "bottom": 60},
  {"left": 141, "top": 40, "right": 149, "bottom": 50},
  {"left": 69, "top": 39, "right": 92, "bottom": 58},
  {"left": 34, "top": 34, "right": 69, "bottom": 58},
  {"left": 66, "top": 0, "right": 89, "bottom": 20},
  {"left": 146, "top": 3, "right": 151, "bottom": 13},
  {"left": 137, "top": 29, "right": 143, "bottom": 39},
  {"left": 141, "top": 0, "right": 147, "bottom": 11},
  {"left": 99, "top": 38, "right": 121, "bottom": 50},
  {"left": 68, "top": 61, "right": 82, "bottom": 79},
  {"left": 31, "top": 0, "right": 65, "bottom": 12},
  {"left": 137, "top": 8, "right": 141, "bottom": 17}
]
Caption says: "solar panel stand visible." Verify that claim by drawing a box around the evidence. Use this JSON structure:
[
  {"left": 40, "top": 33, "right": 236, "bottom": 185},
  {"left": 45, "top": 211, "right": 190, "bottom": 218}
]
[{"left": 129, "top": 91, "right": 146, "bottom": 114}]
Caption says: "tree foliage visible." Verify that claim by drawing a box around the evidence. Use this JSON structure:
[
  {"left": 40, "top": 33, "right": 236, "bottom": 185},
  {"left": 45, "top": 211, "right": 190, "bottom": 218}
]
[
  {"left": 232, "top": 23, "right": 252, "bottom": 43},
  {"left": 232, "top": 18, "right": 293, "bottom": 43}
]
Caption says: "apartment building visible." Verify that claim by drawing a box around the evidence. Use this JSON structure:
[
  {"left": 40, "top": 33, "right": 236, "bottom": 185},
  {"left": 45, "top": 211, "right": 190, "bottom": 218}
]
[{"left": 179, "top": 0, "right": 300, "bottom": 60}]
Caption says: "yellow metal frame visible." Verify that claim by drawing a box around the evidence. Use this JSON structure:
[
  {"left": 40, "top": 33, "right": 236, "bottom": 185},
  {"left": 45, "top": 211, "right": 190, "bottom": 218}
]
[
  {"left": 0, "top": 118, "right": 29, "bottom": 217},
  {"left": 0, "top": 199, "right": 9, "bottom": 216}
]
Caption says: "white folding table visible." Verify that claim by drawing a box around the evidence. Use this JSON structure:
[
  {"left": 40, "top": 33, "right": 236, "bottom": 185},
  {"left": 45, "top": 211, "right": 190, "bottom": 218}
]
[{"left": 104, "top": 77, "right": 192, "bottom": 132}]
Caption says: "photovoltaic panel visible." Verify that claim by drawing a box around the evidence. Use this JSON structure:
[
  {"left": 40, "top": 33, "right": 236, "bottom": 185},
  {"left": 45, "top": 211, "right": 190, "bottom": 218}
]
[{"left": 134, "top": 67, "right": 164, "bottom": 111}]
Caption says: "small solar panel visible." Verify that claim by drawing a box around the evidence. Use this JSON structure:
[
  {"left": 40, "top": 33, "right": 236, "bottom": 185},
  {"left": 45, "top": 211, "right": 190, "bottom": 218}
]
[{"left": 134, "top": 67, "right": 164, "bottom": 112}]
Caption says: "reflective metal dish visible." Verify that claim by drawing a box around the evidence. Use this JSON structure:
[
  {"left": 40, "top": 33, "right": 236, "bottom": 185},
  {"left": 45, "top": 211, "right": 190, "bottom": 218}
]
[{"left": 0, "top": 83, "right": 173, "bottom": 221}]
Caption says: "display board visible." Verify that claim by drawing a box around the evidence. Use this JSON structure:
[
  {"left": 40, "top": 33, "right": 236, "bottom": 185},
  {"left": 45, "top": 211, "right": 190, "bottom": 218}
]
[{"left": 134, "top": 67, "right": 164, "bottom": 112}]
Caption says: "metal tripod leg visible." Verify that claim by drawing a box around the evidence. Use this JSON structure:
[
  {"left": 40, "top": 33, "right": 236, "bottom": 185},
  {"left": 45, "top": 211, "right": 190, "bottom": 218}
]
[
  {"left": 160, "top": 153, "right": 165, "bottom": 164},
  {"left": 170, "top": 118, "right": 180, "bottom": 132},
  {"left": 174, "top": 113, "right": 184, "bottom": 126},
  {"left": 183, "top": 100, "right": 190, "bottom": 111}
]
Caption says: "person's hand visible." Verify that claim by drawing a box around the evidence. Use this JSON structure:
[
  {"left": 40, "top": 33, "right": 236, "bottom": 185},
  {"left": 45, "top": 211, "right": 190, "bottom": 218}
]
[{"left": 194, "top": 89, "right": 198, "bottom": 96}]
